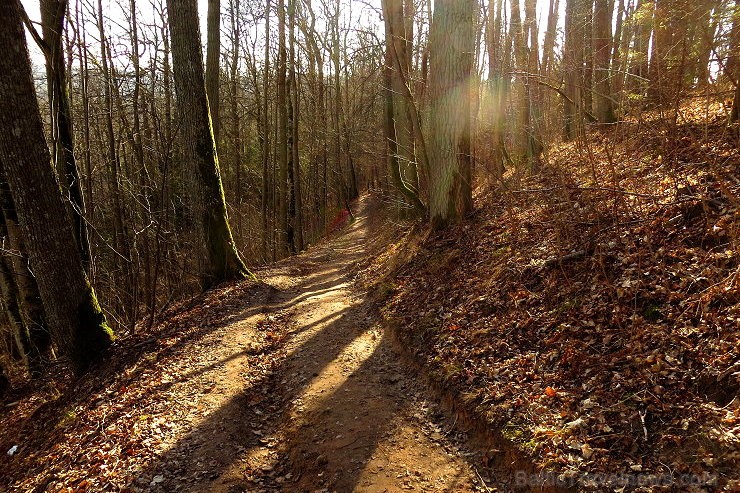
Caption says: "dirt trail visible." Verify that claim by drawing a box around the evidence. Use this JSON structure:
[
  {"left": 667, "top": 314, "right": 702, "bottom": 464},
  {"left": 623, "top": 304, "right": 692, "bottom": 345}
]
[{"left": 132, "top": 196, "right": 485, "bottom": 492}]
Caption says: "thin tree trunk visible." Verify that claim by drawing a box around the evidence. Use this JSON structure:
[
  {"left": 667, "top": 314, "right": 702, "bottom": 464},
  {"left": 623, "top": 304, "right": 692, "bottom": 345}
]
[
  {"left": 277, "top": 0, "right": 290, "bottom": 256},
  {"left": 288, "top": 0, "right": 304, "bottom": 251},
  {"left": 206, "top": 0, "right": 221, "bottom": 144},
  {"left": 261, "top": 0, "right": 271, "bottom": 259},
  {"left": 563, "top": 0, "right": 585, "bottom": 139},
  {"left": 541, "top": 0, "right": 560, "bottom": 75},
  {"left": 593, "top": 0, "right": 616, "bottom": 122}
]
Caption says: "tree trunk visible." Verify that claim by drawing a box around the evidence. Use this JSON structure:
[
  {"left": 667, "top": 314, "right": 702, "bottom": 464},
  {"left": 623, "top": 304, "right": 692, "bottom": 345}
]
[
  {"left": 610, "top": 0, "right": 626, "bottom": 94},
  {"left": 228, "top": 0, "right": 242, "bottom": 223},
  {"left": 288, "top": 0, "right": 304, "bottom": 252},
  {"left": 0, "top": 4, "right": 113, "bottom": 375},
  {"left": 383, "top": 0, "right": 419, "bottom": 203},
  {"left": 206, "top": 0, "right": 221, "bottom": 144},
  {"left": 40, "top": 0, "right": 91, "bottom": 269},
  {"left": 593, "top": 0, "right": 616, "bottom": 122},
  {"left": 524, "top": 0, "right": 544, "bottom": 168},
  {"left": 541, "top": 0, "right": 560, "bottom": 75},
  {"left": 563, "top": 0, "right": 586, "bottom": 139},
  {"left": 261, "top": 0, "right": 271, "bottom": 259},
  {"left": 427, "top": 0, "right": 474, "bottom": 229},
  {"left": 0, "top": 235, "right": 30, "bottom": 370},
  {"left": 167, "top": 0, "right": 248, "bottom": 287},
  {"left": 0, "top": 160, "right": 50, "bottom": 376},
  {"left": 277, "top": 0, "right": 290, "bottom": 256},
  {"left": 382, "top": 0, "right": 426, "bottom": 213}
]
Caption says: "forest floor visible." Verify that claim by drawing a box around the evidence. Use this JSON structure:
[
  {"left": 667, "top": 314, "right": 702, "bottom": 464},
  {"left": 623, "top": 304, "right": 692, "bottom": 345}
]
[{"left": 0, "top": 195, "right": 491, "bottom": 492}]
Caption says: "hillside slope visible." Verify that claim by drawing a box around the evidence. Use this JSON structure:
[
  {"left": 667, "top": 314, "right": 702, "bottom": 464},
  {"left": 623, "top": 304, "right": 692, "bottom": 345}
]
[{"left": 367, "top": 114, "right": 739, "bottom": 492}]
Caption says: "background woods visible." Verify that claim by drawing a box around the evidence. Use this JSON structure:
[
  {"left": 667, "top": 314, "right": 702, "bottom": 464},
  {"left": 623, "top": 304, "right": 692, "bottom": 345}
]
[{"left": 0, "top": 0, "right": 738, "bottom": 380}]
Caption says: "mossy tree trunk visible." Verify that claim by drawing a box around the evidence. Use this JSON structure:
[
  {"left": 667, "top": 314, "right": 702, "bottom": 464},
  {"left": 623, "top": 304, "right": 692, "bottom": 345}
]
[
  {"left": 167, "top": 0, "right": 248, "bottom": 288},
  {"left": 0, "top": 4, "right": 113, "bottom": 375},
  {"left": 427, "top": 0, "right": 474, "bottom": 229}
]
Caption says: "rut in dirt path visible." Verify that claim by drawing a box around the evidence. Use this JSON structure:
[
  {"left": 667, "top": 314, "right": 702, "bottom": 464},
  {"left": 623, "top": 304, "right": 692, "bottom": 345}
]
[{"left": 133, "top": 197, "right": 486, "bottom": 492}]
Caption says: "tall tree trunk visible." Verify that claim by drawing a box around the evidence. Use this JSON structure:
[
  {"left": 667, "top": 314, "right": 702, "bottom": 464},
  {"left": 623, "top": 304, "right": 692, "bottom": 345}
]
[
  {"left": 427, "top": 0, "right": 474, "bottom": 229},
  {"left": 206, "top": 0, "right": 221, "bottom": 145},
  {"left": 649, "top": 0, "right": 681, "bottom": 104},
  {"left": 610, "top": 0, "right": 626, "bottom": 94},
  {"left": 383, "top": 0, "right": 419, "bottom": 203},
  {"left": 541, "top": 0, "right": 560, "bottom": 75},
  {"left": 261, "top": 0, "right": 271, "bottom": 259},
  {"left": 277, "top": 0, "right": 290, "bottom": 256},
  {"left": 593, "top": 0, "right": 616, "bottom": 122},
  {"left": 228, "top": 0, "right": 242, "bottom": 216},
  {"left": 630, "top": 0, "right": 652, "bottom": 93},
  {"left": 0, "top": 4, "right": 113, "bottom": 375},
  {"left": 40, "top": 0, "right": 91, "bottom": 269},
  {"left": 510, "top": 0, "right": 527, "bottom": 164},
  {"left": 382, "top": 0, "right": 426, "bottom": 212},
  {"left": 563, "top": 0, "right": 586, "bottom": 139},
  {"left": 288, "top": 0, "right": 304, "bottom": 252},
  {"left": 167, "top": 0, "right": 248, "bottom": 287},
  {"left": 486, "top": 0, "right": 506, "bottom": 177},
  {"left": 128, "top": 0, "right": 145, "bottom": 169},
  {"left": 584, "top": 2, "right": 594, "bottom": 114},
  {"left": 524, "top": 0, "right": 544, "bottom": 168}
]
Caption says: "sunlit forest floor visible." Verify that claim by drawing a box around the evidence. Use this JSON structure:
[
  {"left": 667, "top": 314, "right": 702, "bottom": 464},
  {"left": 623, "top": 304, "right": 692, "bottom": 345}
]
[{"left": 1, "top": 102, "right": 739, "bottom": 493}]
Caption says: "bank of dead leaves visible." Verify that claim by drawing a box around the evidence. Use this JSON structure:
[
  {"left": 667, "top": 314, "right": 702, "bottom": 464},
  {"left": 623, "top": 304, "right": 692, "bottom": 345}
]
[{"left": 378, "top": 114, "right": 739, "bottom": 491}]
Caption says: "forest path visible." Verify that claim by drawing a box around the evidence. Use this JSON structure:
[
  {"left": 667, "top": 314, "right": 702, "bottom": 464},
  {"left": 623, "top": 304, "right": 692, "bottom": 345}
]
[{"left": 141, "top": 196, "right": 485, "bottom": 492}]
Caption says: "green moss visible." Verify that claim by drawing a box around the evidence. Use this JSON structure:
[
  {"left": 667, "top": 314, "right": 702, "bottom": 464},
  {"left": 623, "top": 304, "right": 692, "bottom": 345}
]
[
  {"left": 373, "top": 282, "right": 396, "bottom": 301},
  {"left": 502, "top": 423, "right": 526, "bottom": 442},
  {"left": 643, "top": 303, "right": 663, "bottom": 322},
  {"left": 554, "top": 297, "right": 582, "bottom": 316},
  {"left": 58, "top": 408, "right": 77, "bottom": 428},
  {"left": 71, "top": 283, "right": 115, "bottom": 375}
]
